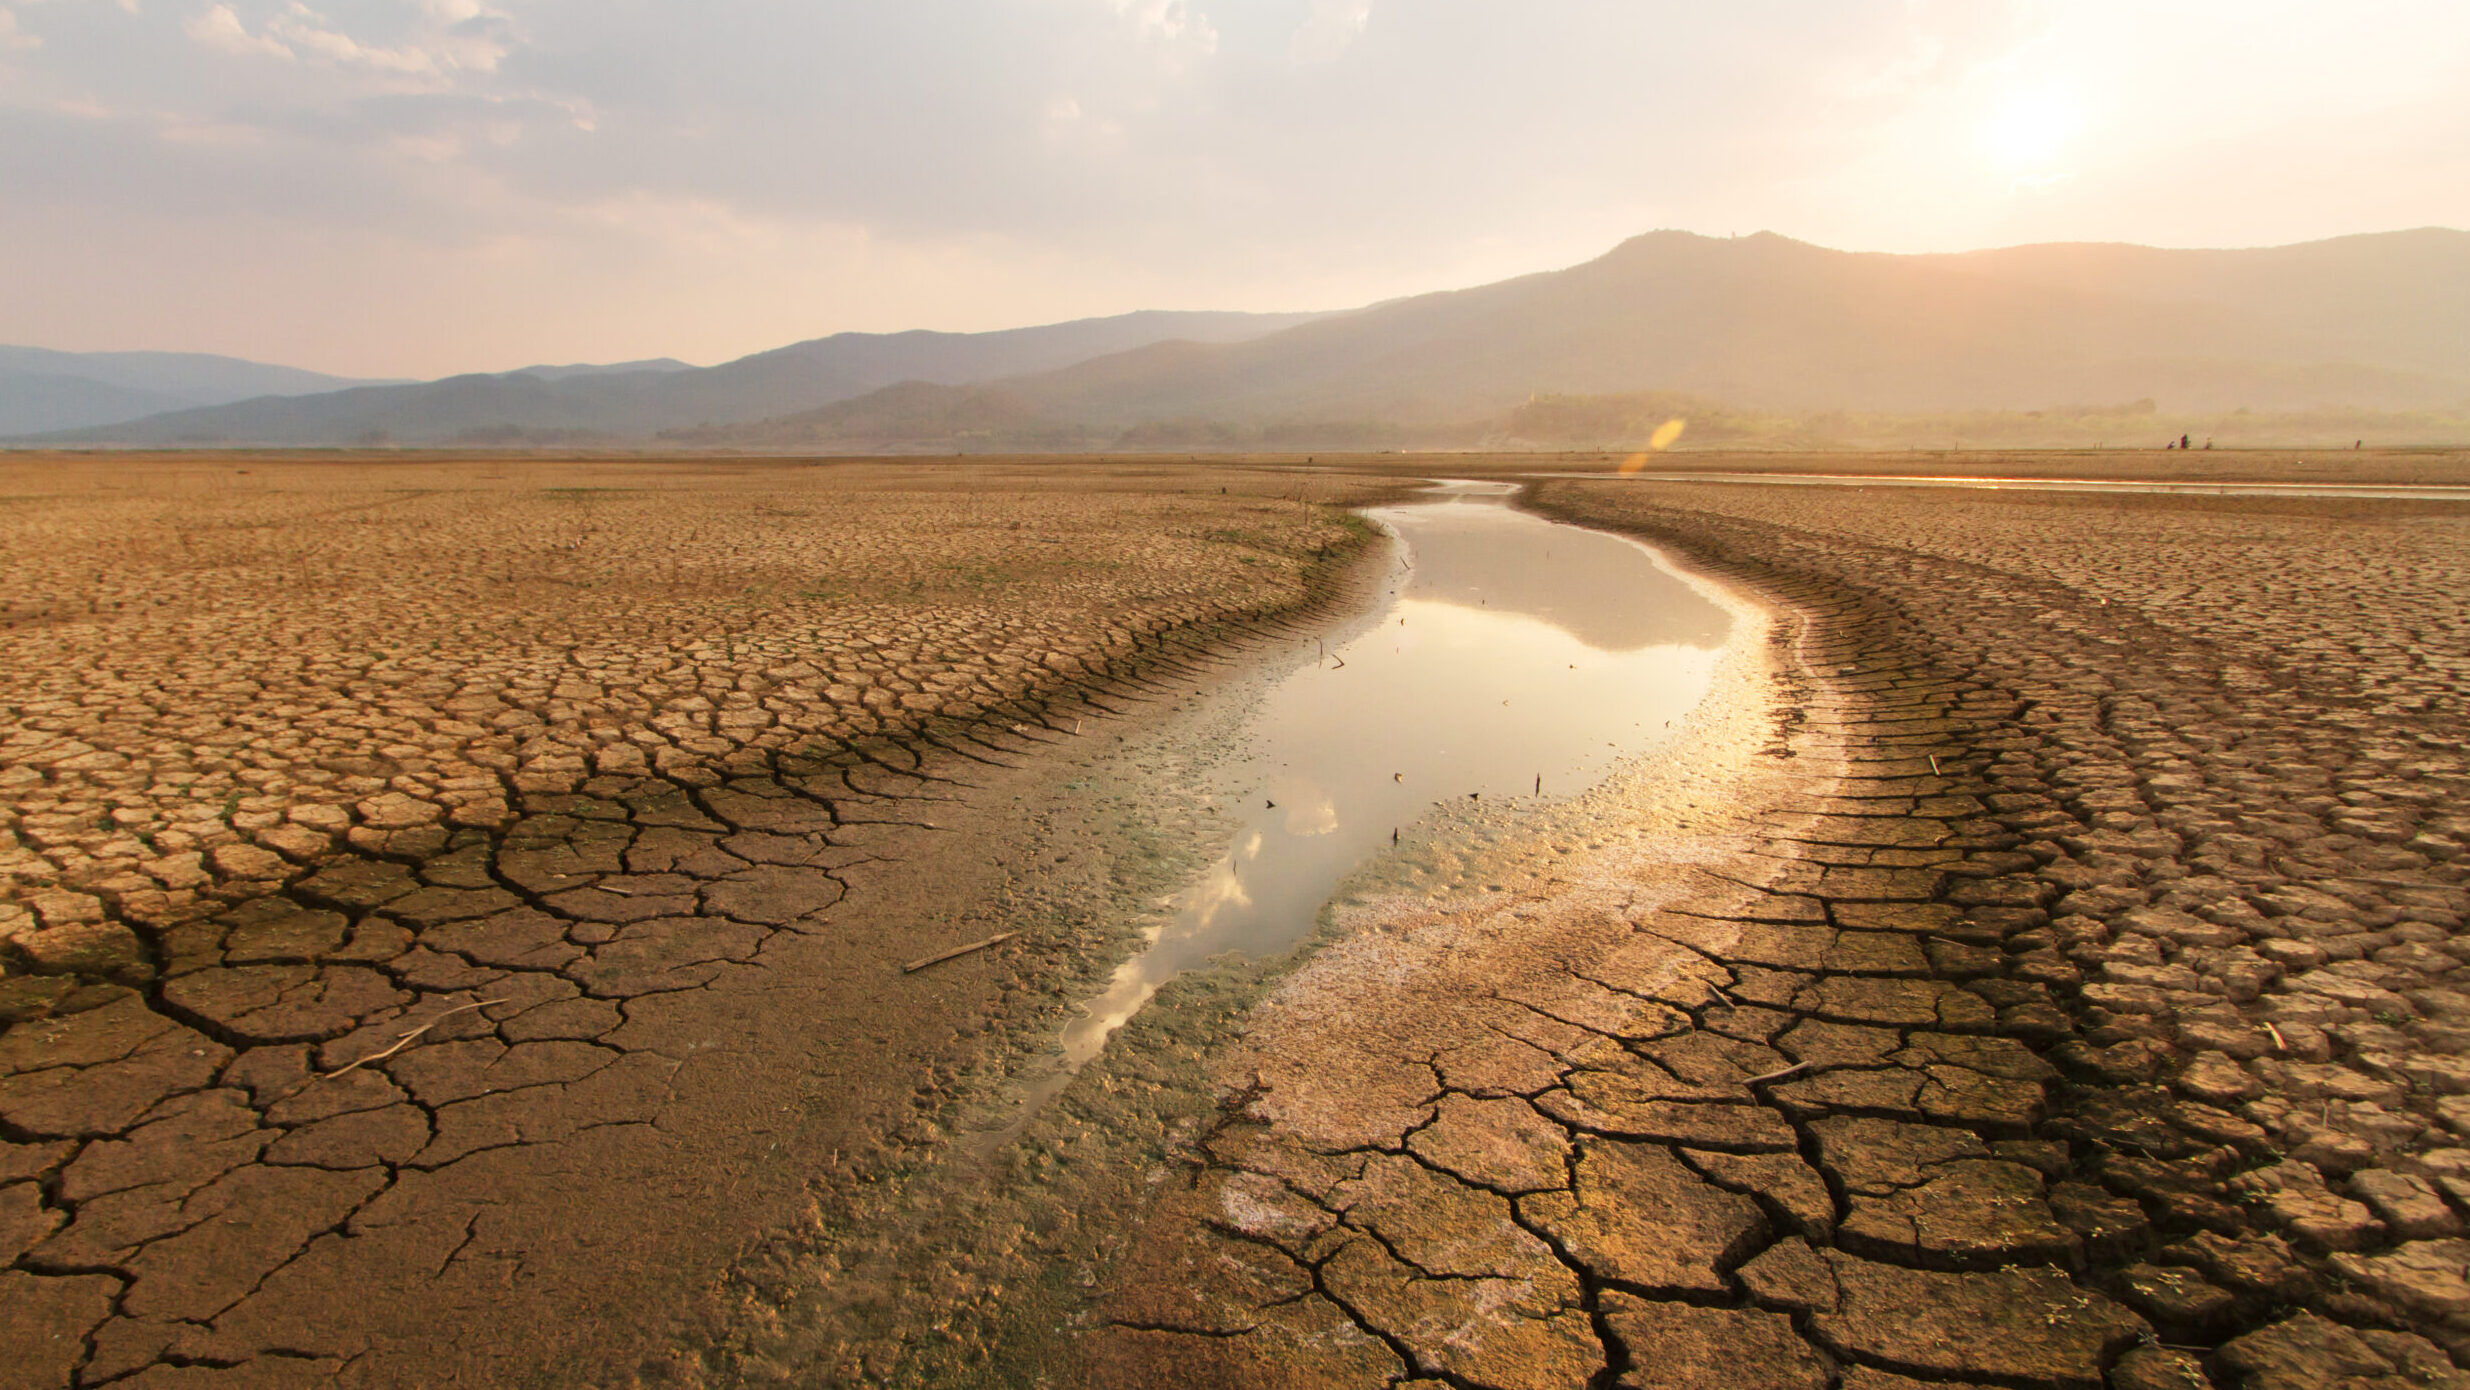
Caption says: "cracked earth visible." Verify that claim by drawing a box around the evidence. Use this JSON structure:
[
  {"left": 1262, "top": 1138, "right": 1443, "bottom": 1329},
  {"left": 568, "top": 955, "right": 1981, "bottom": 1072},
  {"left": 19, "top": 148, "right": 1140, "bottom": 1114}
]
[
  {"left": 0, "top": 454, "right": 1386, "bottom": 1387},
  {"left": 8, "top": 452, "right": 2470, "bottom": 1390},
  {"left": 1080, "top": 467, "right": 2470, "bottom": 1390}
]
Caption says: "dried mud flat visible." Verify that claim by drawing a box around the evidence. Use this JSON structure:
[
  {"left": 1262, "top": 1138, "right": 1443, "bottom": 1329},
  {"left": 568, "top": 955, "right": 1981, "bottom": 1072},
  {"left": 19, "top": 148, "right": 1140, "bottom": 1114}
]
[
  {"left": 10, "top": 448, "right": 2470, "bottom": 1390},
  {"left": 0, "top": 452, "right": 1393, "bottom": 1388},
  {"left": 1080, "top": 459, "right": 2470, "bottom": 1390}
]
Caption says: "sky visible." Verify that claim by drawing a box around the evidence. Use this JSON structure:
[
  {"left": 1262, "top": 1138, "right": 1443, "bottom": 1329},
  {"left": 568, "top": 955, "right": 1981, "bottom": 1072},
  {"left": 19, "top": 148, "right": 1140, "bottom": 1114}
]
[{"left": 2, "top": 0, "right": 2466, "bottom": 378}]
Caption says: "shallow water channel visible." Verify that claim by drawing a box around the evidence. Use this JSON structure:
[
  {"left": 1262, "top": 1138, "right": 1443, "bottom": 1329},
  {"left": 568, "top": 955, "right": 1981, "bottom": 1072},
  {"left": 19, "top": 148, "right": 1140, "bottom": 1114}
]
[{"left": 1057, "top": 482, "right": 1733, "bottom": 1068}]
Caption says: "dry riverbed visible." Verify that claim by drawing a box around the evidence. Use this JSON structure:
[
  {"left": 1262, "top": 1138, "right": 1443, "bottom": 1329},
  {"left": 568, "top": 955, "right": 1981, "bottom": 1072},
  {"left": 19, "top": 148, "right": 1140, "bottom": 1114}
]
[
  {"left": 1070, "top": 463, "right": 2470, "bottom": 1390},
  {"left": 7, "top": 450, "right": 2469, "bottom": 1390},
  {"left": 0, "top": 453, "right": 1399, "bottom": 1388}
]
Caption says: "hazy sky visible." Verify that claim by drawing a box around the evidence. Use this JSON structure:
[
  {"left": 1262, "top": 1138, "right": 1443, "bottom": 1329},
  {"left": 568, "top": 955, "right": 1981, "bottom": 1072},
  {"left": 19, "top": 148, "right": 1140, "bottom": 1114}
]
[{"left": 3, "top": 1, "right": 2465, "bottom": 377}]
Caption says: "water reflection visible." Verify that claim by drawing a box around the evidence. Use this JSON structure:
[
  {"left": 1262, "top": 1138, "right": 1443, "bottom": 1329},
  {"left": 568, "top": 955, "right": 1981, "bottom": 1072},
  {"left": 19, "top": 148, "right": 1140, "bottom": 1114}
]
[
  {"left": 1396, "top": 495, "right": 1731, "bottom": 649},
  {"left": 1058, "top": 484, "right": 1731, "bottom": 1066}
]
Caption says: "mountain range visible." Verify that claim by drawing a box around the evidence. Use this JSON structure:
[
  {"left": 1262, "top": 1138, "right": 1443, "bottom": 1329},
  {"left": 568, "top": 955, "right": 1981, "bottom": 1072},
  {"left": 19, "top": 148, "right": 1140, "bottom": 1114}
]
[
  {"left": 18, "top": 311, "right": 1321, "bottom": 446},
  {"left": 16, "top": 228, "right": 2468, "bottom": 449},
  {"left": 0, "top": 347, "right": 409, "bottom": 436}
]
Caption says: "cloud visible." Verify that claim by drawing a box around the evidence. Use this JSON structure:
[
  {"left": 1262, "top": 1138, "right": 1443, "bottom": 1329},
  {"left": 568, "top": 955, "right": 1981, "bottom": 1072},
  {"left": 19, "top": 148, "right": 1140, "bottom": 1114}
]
[
  {"left": 181, "top": 2, "right": 511, "bottom": 80},
  {"left": 1290, "top": 0, "right": 1369, "bottom": 63},
  {"left": 1114, "top": 0, "right": 1216, "bottom": 59},
  {"left": 9, "top": 2, "right": 2470, "bottom": 378},
  {"left": 271, "top": 2, "right": 512, "bottom": 78},
  {"left": 184, "top": 3, "right": 291, "bottom": 58}
]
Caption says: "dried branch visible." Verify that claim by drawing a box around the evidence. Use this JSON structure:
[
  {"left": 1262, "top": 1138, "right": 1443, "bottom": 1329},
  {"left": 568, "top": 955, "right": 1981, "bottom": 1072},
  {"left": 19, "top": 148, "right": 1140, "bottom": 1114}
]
[
  {"left": 321, "top": 999, "right": 507, "bottom": 1080},
  {"left": 904, "top": 931, "right": 1018, "bottom": 974}
]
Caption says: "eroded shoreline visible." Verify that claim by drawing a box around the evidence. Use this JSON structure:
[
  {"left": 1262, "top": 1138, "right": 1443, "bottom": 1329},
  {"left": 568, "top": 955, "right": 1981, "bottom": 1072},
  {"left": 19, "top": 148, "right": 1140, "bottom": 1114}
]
[
  {"left": 691, "top": 497, "right": 1780, "bottom": 1387},
  {"left": 1053, "top": 476, "right": 2470, "bottom": 1390},
  {"left": 10, "top": 456, "right": 2467, "bottom": 1390},
  {"left": 0, "top": 458, "right": 1407, "bottom": 1389}
]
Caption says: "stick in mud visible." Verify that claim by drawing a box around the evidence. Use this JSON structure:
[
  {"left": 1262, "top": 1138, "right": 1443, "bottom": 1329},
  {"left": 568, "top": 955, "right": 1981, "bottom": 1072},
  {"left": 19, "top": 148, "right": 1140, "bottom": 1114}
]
[
  {"left": 322, "top": 999, "right": 507, "bottom": 1080},
  {"left": 1741, "top": 1060, "right": 1812, "bottom": 1086},
  {"left": 904, "top": 931, "right": 1019, "bottom": 974}
]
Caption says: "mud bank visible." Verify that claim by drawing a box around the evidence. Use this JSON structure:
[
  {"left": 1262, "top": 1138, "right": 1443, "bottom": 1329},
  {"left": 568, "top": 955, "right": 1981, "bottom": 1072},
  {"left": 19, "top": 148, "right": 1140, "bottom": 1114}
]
[
  {"left": 677, "top": 464, "right": 2470, "bottom": 1390},
  {"left": 1073, "top": 507, "right": 1805, "bottom": 1389},
  {"left": 685, "top": 492, "right": 1771, "bottom": 1387},
  {"left": 1058, "top": 473, "right": 2470, "bottom": 1390},
  {"left": 0, "top": 459, "right": 1405, "bottom": 1389}
]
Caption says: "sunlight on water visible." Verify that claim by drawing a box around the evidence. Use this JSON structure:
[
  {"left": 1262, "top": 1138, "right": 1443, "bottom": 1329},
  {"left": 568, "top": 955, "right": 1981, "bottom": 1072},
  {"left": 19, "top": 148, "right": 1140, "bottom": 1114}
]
[{"left": 1058, "top": 483, "right": 1730, "bottom": 1066}]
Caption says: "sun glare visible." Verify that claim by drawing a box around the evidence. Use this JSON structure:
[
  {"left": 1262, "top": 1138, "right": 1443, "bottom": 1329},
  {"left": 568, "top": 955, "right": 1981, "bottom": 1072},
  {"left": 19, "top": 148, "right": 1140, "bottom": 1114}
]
[
  {"left": 1979, "top": 87, "right": 2081, "bottom": 173},
  {"left": 1618, "top": 417, "right": 1687, "bottom": 474}
]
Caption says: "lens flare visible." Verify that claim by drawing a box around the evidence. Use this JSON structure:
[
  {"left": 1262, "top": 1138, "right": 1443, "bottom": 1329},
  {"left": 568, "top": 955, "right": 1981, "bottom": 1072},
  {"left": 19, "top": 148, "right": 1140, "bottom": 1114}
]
[{"left": 1617, "top": 417, "right": 1687, "bottom": 474}]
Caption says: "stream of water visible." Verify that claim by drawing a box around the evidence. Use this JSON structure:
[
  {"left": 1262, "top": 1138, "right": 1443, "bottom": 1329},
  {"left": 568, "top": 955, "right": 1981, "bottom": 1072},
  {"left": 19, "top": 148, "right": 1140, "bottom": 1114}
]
[{"left": 1056, "top": 481, "right": 1733, "bottom": 1067}]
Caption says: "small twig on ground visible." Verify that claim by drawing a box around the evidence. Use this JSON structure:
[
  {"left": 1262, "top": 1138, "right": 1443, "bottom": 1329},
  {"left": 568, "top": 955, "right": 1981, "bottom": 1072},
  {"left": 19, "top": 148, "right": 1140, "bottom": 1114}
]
[
  {"left": 1929, "top": 755, "right": 1941, "bottom": 777},
  {"left": 2263, "top": 1021, "right": 2288, "bottom": 1054},
  {"left": 1742, "top": 1060, "right": 1810, "bottom": 1086},
  {"left": 1705, "top": 979, "right": 1736, "bottom": 1009},
  {"left": 904, "top": 931, "right": 1018, "bottom": 974},
  {"left": 322, "top": 999, "right": 506, "bottom": 1080}
]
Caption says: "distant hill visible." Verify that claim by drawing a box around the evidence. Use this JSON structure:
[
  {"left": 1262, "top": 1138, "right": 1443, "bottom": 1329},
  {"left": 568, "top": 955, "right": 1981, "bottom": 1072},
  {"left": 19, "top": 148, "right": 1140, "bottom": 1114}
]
[
  {"left": 34, "top": 310, "right": 1324, "bottom": 446},
  {"left": 0, "top": 347, "right": 401, "bottom": 435},
  {"left": 672, "top": 228, "right": 2470, "bottom": 451},
  {"left": 1931, "top": 231, "right": 2470, "bottom": 379},
  {"left": 26, "top": 229, "right": 2468, "bottom": 449},
  {"left": 504, "top": 359, "right": 696, "bottom": 382},
  {"left": 969, "top": 228, "right": 2470, "bottom": 433}
]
